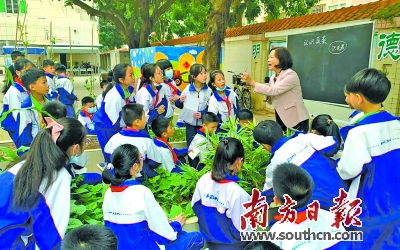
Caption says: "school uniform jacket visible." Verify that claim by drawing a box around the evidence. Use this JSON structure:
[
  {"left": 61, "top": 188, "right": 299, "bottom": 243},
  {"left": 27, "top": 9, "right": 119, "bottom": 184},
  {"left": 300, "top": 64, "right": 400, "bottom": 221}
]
[
  {"left": 1, "top": 80, "right": 29, "bottom": 143},
  {"left": 153, "top": 137, "right": 188, "bottom": 172},
  {"left": 135, "top": 84, "right": 168, "bottom": 124},
  {"left": 263, "top": 133, "right": 345, "bottom": 209},
  {"left": 45, "top": 73, "right": 58, "bottom": 100},
  {"left": 254, "top": 69, "right": 309, "bottom": 128},
  {"left": 56, "top": 76, "right": 77, "bottom": 105},
  {"left": 161, "top": 79, "right": 181, "bottom": 118},
  {"left": 78, "top": 110, "right": 96, "bottom": 135},
  {"left": 270, "top": 208, "right": 350, "bottom": 250},
  {"left": 337, "top": 111, "right": 400, "bottom": 249},
  {"left": 104, "top": 128, "right": 161, "bottom": 177},
  {"left": 96, "top": 94, "right": 103, "bottom": 109},
  {"left": 188, "top": 128, "right": 213, "bottom": 163},
  {"left": 0, "top": 161, "right": 71, "bottom": 249},
  {"left": 103, "top": 179, "right": 182, "bottom": 250},
  {"left": 93, "top": 84, "right": 134, "bottom": 130},
  {"left": 208, "top": 88, "right": 240, "bottom": 123},
  {"left": 192, "top": 173, "right": 250, "bottom": 249},
  {"left": 176, "top": 83, "right": 212, "bottom": 126}
]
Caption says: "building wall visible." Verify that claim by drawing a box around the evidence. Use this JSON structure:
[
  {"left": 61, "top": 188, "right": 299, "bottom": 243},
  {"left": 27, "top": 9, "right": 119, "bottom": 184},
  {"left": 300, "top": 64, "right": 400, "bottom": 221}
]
[{"left": 0, "top": 0, "right": 99, "bottom": 46}]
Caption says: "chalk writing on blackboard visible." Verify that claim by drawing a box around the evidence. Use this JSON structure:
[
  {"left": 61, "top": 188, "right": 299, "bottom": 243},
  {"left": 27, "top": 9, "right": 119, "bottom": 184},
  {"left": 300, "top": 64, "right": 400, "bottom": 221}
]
[
  {"left": 304, "top": 36, "right": 327, "bottom": 46},
  {"left": 328, "top": 41, "right": 347, "bottom": 55}
]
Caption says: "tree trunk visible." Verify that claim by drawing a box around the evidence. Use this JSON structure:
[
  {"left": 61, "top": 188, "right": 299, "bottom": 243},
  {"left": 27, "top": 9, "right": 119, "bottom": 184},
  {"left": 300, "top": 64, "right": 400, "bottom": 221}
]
[{"left": 203, "top": 0, "right": 232, "bottom": 71}]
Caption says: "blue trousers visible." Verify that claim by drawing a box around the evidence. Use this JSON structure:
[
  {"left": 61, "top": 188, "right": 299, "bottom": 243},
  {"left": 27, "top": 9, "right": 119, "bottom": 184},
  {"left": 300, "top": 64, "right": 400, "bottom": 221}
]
[
  {"left": 94, "top": 126, "right": 120, "bottom": 163},
  {"left": 165, "top": 231, "right": 204, "bottom": 250},
  {"left": 66, "top": 105, "right": 75, "bottom": 118}
]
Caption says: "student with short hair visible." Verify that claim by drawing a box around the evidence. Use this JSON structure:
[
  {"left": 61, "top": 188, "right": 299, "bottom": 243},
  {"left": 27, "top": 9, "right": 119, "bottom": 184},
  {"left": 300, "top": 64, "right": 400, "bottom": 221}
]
[
  {"left": 78, "top": 96, "right": 96, "bottom": 135},
  {"left": 16, "top": 68, "right": 50, "bottom": 154},
  {"left": 192, "top": 138, "right": 250, "bottom": 249},
  {"left": 42, "top": 101, "right": 67, "bottom": 120},
  {"left": 0, "top": 118, "right": 87, "bottom": 249},
  {"left": 43, "top": 59, "right": 58, "bottom": 100},
  {"left": 102, "top": 144, "right": 204, "bottom": 249},
  {"left": 254, "top": 119, "right": 347, "bottom": 210},
  {"left": 1, "top": 58, "right": 34, "bottom": 146},
  {"left": 62, "top": 225, "right": 118, "bottom": 250},
  {"left": 152, "top": 117, "right": 188, "bottom": 172},
  {"left": 96, "top": 80, "right": 110, "bottom": 109},
  {"left": 244, "top": 241, "right": 282, "bottom": 250},
  {"left": 269, "top": 163, "right": 349, "bottom": 249},
  {"left": 237, "top": 108, "right": 254, "bottom": 128},
  {"left": 93, "top": 63, "right": 135, "bottom": 163},
  {"left": 188, "top": 112, "right": 218, "bottom": 170},
  {"left": 55, "top": 64, "right": 78, "bottom": 117},
  {"left": 337, "top": 68, "right": 400, "bottom": 249},
  {"left": 104, "top": 104, "right": 161, "bottom": 177},
  {"left": 6, "top": 50, "right": 25, "bottom": 84}
]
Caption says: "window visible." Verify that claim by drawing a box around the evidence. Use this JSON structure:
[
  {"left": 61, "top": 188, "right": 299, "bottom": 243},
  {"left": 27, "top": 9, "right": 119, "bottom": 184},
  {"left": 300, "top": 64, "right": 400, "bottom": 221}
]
[
  {"left": 311, "top": 5, "right": 325, "bottom": 14},
  {"left": 328, "top": 3, "right": 346, "bottom": 11},
  {"left": 0, "top": 0, "right": 26, "bottom": 13}
]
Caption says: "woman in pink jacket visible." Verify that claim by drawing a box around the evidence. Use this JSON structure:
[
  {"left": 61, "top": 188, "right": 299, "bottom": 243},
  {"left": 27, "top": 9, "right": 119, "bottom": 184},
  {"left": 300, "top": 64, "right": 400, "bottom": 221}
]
[{"left": 242, "top": 47, "right": 309, "bottom": 132}]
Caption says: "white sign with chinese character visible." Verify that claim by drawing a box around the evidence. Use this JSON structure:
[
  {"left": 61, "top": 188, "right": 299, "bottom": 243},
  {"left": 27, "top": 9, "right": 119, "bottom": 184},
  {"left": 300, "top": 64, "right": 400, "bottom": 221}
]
[{"left": 377, "top": 31, "right": 400, "bottom": 61}]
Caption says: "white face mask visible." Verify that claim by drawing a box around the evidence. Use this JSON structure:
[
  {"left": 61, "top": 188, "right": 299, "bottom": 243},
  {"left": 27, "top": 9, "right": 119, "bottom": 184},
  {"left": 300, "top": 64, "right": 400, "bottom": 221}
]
[{"left": 164, "top": 69, "right": 174, "bottom": 79}]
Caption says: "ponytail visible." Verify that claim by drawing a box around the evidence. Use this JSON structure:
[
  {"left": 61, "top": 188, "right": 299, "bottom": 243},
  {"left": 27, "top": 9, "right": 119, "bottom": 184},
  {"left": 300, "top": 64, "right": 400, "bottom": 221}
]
[
  {"left": 326, "top": 121, "right": 341, "bottom": 146},
  {"left": 311, "top": 114, "right": 342, "bottom": 145}
]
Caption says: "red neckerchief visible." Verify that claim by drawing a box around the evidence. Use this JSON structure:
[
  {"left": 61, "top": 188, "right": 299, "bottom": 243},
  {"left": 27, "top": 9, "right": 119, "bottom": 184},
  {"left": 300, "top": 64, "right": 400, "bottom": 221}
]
[
  {"left": 143, "top": 84, "right": 160, "bottom": 109},
  {"left": 156, "top": 136, "right": 178, "bottom": 163},
  {"left": 110, "top": 186, "right": 129, "bottom": 192},
  {"left": 82, "top": 109, "right": 94, "bottom": 120},
  {"left": 273, "top": 209, "right": 308, "bottom": 224},
  {"left": 222, "top": 96, "right": 232, "bottom": 116},
  {"left": 210, "top": 174, "right": 237, "bottom": 184},
  {"left": 124, "top": 127, "right": 139, "bottom": 132},
  {"left": 165, "top": 80, "right": 179, "bottom": 95},
  {"left": 15, "top": 77, "right": 29, "bottom": 94}
]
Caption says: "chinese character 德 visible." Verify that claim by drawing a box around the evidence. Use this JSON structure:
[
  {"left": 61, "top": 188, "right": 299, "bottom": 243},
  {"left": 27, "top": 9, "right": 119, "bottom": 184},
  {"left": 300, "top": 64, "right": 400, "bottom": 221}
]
[
  {"left": 240, "top": 188, "right": 269, "bottom": 230},
  {"left": 278, "top": 194, "right": 297, "bottom": 223},
  {"left": 330, "top": 188, "right": 362, "bottom": 228},
  {"left": 377, "top": 31, "right": 400, "bottom": 61}
]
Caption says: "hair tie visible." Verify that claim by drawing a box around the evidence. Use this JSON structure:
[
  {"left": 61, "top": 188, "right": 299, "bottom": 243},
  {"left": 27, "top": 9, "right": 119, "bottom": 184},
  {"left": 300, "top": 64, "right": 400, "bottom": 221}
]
[
  {"left": 44, "top": 117, "right": 64, "bottom": 143},
  {"left": 327, "top": 119, "right": 333, "bottom": 125}
]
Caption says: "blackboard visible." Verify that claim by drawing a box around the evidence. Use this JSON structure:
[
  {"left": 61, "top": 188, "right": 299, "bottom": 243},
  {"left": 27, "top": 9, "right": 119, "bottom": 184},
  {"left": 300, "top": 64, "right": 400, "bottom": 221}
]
[{"left": 287, "top": 23, "right": 373, "bottom": 105}]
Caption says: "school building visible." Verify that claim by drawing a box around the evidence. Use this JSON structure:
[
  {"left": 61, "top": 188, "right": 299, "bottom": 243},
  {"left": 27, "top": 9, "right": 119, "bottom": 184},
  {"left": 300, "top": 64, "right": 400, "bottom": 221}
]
[
  {"left": 158, "top": 0, "right": 399, "bottom": 125},
  {"left": 0, "top": 0, "right": 100, "bottom": 74}
]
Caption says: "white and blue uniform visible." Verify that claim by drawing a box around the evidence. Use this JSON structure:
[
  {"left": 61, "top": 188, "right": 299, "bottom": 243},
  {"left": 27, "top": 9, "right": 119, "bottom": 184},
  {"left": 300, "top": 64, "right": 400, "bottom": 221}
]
[
  {"left": 208, "top": 87, "right": 240, "bottom": 124},
  {"left": 93, "top": 84, "right": 134, "bottom": 162},
  {"left": 263, "top": 132, "right": 347, "bottom": 210},
  {"left": 56, "top": 75, "right": 77, "bottom": 118},
  {"left": 45, "top": 72, "right": 58, "bottom": 100},
  {"left": 270, "top": 207, "right": 351, "bottom": 250},
  {"left": 135, "top": 84, "right": 168, "bottom": 125},
  {"left": 161, "top": 79, "right": 181, "bottom": 118},
  {"left": 337, "top": 111, "right": 400, "bottom": 249},
  {"left": 0, "top": 161, "right": 71, "bottom": 249},
  {"left": 175, "top": 83, "right": 212, "bottom": 148},
  {"left": 103, "top": 179, "right": 203, "bottom": 250},
  {"left": 188, "top": 128, "right": 212, "bottom": 170},
  {"left": 96, "top": 93, "right": 103, "bottom": 109},
  {"left": 105, "top": 128, "right": 161, "bottom": 177},
  {"left": 1, "top": 81, "right": 28, "bottom": 145},
  {"left": 153, "top": 137, "right": 188, "bottom": 172},
  {"left": 348, "top": 110, "right": 364, "bottom": 124},
  {"left": 192, "top": 173, "right": 251, "bottom": 249},
  {"left": 78, "top": 110, "right": 95, "bottom": 135}
]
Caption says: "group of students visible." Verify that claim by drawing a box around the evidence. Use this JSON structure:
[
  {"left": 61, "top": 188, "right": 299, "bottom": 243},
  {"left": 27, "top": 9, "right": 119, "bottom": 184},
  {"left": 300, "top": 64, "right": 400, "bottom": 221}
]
[{"left": 0, "top": 49, "right": 399, "bottom": 249}]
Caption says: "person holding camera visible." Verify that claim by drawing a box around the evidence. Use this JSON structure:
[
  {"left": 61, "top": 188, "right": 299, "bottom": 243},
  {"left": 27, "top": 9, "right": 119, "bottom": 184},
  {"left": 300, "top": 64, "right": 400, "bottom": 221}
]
[{"left": 241, "top": 47, "right": 309, "bottom": 132}]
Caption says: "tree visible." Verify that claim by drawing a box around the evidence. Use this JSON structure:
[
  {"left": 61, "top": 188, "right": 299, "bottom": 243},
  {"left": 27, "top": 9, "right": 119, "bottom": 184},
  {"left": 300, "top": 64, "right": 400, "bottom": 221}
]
[
  {"left": 203, "top": 0, "right": 319, "bottom": 71},
  {"left": 64, "top": 0, "right": 175, "bottom": 48},
  {"left": 99, "top": 19, "right": 124, "bottom": 51}
]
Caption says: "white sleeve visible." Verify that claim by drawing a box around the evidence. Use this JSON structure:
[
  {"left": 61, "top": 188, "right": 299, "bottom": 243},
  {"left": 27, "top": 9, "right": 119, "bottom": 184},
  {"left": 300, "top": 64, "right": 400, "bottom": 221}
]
[
  {"left": 64, "top": 79, "right": 73, "bottom": 94},
  {"left": 337, "top": 130, "right": 370, "bottom": 180},
  {"left": 135, "top": 90, "right": 151, "bottom": 121},
  {"left": 225, "top": 187, "right": 251, "bottom": 231},
  {"left": 5, "top": 88, "right": 24, "bottom": 120},
  {"left": 146, "top": 140, "right": 162, "bottom": 163},
  {"left": 158, "top": 147, "right": 176, "bottom": 172},
  {"left": 77, "top": 115, "right": 86, "bottom": 126},
  {"left": 207, "top": 96, "right": 219, "bottom": 116},
  {"left": 263, "top": 162, "right": 276, "bottom": 191},
  {"left": 104, "top": 91, "right": 123, "bottom": 126},
  {"left": 104, "top": 135, "right": 118, "bottom": 155},
  {"left": 96, "top": 95, "right": 103, "bottom": 109}
]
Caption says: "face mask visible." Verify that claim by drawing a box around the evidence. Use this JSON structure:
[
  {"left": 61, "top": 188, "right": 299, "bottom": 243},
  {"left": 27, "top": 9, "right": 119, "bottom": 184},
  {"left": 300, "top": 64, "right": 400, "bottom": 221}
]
[
  {"left": 70, "top": 155, "right": 79, "bottom": 164},
  {"left": 87, "top": 107, "right": 95, "bottom": 114},
  {"left": 215, "top": 85, "right": 227, "bottom": 92},
  {"left": 164, "top": 69, "right": 173, "bottom": 79}
]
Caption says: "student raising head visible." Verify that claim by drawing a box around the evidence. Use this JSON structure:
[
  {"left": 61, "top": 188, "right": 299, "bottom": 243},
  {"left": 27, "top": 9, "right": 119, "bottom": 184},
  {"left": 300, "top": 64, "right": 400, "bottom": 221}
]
[
  {"left": 253, "top": 120, "right": 348, "bottom": 210},
  {"left": 102, "top": 144, "right": 204, "bottom": 249},
  {"left": 192, "top": 137, "right": 250, "bottom": 249},
  {"left": 78, "top": 96, "right": 96, "bottom": 135},
  {"left": 93, "top": 63, "right": 135, "bottom": 163},
  {"left": 0, "top": 118, "right": 86, "bottom": 249},
  {"left": 207, "top": 70, "right": 240, "bottom": 124}
]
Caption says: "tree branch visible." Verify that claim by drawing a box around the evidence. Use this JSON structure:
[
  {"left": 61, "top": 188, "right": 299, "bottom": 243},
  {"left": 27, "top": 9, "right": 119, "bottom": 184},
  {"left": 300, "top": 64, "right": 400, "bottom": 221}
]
[{"left": 151, "top": 0, "right": 175, "bottom": 25}]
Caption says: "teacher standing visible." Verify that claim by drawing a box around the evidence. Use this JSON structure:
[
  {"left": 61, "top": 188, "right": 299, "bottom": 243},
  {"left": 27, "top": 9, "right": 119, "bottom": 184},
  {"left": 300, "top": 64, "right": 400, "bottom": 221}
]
[{"left": 241, "top": 47, "right": 310, "bottom": 132}]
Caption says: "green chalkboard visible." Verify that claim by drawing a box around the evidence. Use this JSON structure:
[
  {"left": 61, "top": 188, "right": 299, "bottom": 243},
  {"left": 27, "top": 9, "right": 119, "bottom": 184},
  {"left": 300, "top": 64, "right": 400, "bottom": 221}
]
[{"left": 287, "top": 23, "right": 374, "bottom": 105}]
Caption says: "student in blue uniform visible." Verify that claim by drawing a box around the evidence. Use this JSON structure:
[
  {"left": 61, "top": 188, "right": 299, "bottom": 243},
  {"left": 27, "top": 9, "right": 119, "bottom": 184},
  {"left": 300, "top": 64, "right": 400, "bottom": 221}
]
[
  {"left": 102, "top": 144, "right": 204, "bottom": 250},
  {"left": 43, "top": 59, "right": 58, "bottom": 100},
  {"left": 135, "top": 63, "right": 167, "bottom": 127},
  {"left": 337, "top": 68, "right": 400, "bottom": 249},
  {"left": 208, "top": 70, "right": 240, "bottom": 124},
  {"left": 175, "top": 64, "right": 212, "bottom": 158},
  {"left": 157, "top": 59, "right": 181, "bottom": 118},
  {"left": 93, "top": 63, "right": 135, "bottom": 163},
  {"left": 55, "top": 64, "right": 78, "bottom": 117},
  {"left": 1, "top": 58, "right": 34, "bottom": 146},
  {"left": 0, "top": 118, "right": 86, "bottom": 249},
  {"left": 105, "top": 104, "right": 161, "bottom": 178},
  {"left": 78, "top": 96, "right": 96, "bottom": 135},
  {"left": 152, "top": 117, "right": 188, "bottom": 172},
  {"left": 16, "top": 68, "right": 50, "bottom": 155},
  {"left": 254, "top": 119, "right": 347, "bottom": 210},
  {"left": 192, "top": 138, "right": 251, "bottom": 249},
  {"left": 3, "top": 50, "right": 25, "bottom": 88},
  {"left": 62, "top": 225, "right": 118, "bottom": 250},
  {"left": 269, "top": 163, "right": 350, "bottom": 249}
]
